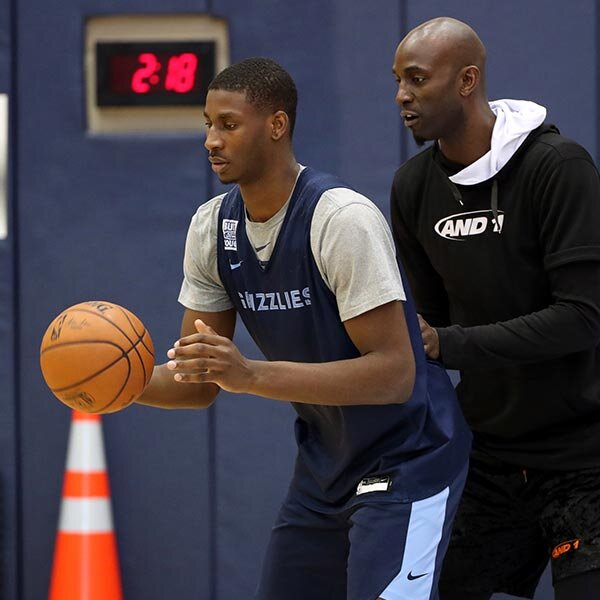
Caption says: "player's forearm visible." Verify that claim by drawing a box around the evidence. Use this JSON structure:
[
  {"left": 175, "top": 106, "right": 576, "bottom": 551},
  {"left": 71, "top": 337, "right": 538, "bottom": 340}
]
[
  {"left": 135, "top": 363, "right": 219, "bottom": 409},
  {"left": 245, "top": 350, "right": 415, "bottom": 406},
  {"left": 438, "top": 302, "right": 600, "bottom": 369},
  {"left": 438, "top": 261, "right": 600, "bottom": 369}
]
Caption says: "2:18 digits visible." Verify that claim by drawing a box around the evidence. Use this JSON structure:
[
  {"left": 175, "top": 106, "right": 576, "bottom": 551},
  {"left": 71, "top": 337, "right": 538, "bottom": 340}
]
[{"left": 131, "top": 52, "right": 199, "bottom": 94}]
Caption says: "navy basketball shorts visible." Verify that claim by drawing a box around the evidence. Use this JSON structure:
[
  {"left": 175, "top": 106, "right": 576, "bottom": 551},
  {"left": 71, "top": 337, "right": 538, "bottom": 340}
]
[
  {"left": 255, "top": 463, "right": 467, "bottom": 600},
  {"left": 438, "top": 458, "right": 600, "bottom": 599}
]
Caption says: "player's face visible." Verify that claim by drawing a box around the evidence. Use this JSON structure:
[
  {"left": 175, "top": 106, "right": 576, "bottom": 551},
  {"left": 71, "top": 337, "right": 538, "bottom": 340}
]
[
  {"left": 204, "top": 89, "right": 273, "bottom": 185},
  {"left": 393, "top": 39, "right": 465, "bottom": 146}
]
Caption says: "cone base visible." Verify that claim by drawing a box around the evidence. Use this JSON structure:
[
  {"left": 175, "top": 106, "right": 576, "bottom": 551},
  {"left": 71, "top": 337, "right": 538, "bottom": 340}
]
[{"left": 49, "top": 532, "right": 123, "bottom": 600}]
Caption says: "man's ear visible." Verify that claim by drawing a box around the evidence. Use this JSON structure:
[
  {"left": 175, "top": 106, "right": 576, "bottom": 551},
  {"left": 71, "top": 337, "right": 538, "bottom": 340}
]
[
  {"left": 270, "top": 110, "right": 290, "bottom": 140},
  {"left": 459, "top": 65, "right": 480, "bottom": 98}
]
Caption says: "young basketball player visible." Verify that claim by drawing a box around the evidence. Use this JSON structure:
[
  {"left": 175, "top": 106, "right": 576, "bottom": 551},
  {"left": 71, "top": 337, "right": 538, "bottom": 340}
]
[{"left": 136, "top": 57, "right": 471, "bottom": 600}]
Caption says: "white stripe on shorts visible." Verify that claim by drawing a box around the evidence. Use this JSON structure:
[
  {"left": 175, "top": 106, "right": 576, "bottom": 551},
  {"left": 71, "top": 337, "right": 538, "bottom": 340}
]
[{"left": 380, "top": 485, "right": 449, "bottom": 600}]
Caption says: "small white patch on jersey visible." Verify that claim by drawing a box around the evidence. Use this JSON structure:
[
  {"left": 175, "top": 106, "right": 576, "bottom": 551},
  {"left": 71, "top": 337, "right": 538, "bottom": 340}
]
[
  {"left": 222, "top": 219, "right": 238, "bottom": 251},
  {"left": 434, "top": 210, "right": 504, "bottom": 241},
  {"left": 356, "top": 475, "right": 392, "bottom": 495}
]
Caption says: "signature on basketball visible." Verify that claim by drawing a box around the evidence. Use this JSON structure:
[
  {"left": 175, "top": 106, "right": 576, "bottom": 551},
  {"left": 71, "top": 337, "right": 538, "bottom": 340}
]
[
  {"left": 67, "top": 317, "right": 91, "bottom": 330},
  {"left": 63, "top": 390, "right": 95, "bottom": 409},
  {"left": 50, "top": 314, "right": 68, "bottom": 341}
]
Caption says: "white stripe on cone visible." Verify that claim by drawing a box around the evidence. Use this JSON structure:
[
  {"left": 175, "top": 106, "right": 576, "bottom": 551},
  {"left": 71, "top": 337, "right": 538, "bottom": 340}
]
[
  {"left": 58, "top": 498, "right": 114, "bottom": 533},
  {"left": 66, "top": 421, "right": 106, "bottom": 471}
]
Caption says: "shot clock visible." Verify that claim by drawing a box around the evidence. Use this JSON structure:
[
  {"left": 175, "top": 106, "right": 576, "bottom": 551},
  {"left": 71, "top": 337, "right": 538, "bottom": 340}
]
[
  {"left": 96, "top": 41, "right": 216, "bottom": 107},
  {"left": 85, "top": 14, "right": 229, "bottom": 133}
]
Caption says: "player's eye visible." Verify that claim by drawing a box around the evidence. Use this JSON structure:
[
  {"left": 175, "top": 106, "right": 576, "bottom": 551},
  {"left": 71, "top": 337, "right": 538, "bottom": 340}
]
[{"left": 224, "top": 122, "right": 237, "bottom": 130}]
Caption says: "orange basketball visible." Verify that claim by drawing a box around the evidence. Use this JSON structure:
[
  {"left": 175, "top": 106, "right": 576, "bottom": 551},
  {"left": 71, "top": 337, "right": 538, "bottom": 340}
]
[{"left": 40, "top": 301, "right": 154, "bottom": 414}]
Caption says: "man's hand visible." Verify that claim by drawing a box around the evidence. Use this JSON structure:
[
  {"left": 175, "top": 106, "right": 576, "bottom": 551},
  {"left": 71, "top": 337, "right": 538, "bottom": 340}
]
[
  {"left": 418, "top": 314, "right": 440, "bottom": 359},
  {"left": 166, "top": 319, "right": 255, "bottom": 393}
]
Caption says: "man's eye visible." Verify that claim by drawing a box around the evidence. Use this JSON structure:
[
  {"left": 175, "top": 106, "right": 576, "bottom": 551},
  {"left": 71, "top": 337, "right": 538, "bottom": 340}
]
[
  {"left": 413, "top": 76, "right": 425, "bottom": 84},
  {"left": 225, "top": 123, "right": 237, "bottom": 130},
  {"left": 204, "top": 122, "right": 212, "bottom": 129}
]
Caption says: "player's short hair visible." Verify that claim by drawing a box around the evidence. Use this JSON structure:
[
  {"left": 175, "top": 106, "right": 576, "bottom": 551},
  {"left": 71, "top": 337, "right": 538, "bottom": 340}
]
[{"left": 209, "top": 57, "right": 298, "bottom": 138}]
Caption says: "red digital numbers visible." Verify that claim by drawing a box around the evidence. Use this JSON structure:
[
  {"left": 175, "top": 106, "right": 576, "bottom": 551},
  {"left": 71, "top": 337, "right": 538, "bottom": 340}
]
[
  {"left": 165, "top": 53, "right": 198, "bottom": 93},
  {"left": 131, "top": 53, "right": 160, "bottom": 93},
  {"left": 131, "top": 52, "right": 198, "bottom": 94}
]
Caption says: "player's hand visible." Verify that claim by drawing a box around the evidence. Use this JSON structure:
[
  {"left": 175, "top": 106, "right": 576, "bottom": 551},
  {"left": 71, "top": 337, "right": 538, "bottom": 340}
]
[
  {"left": 417, "top": 314, "right": 440, "bottom": 360},
  {"left": 166, "top": 320, "right": 255, "bottom": 393}
]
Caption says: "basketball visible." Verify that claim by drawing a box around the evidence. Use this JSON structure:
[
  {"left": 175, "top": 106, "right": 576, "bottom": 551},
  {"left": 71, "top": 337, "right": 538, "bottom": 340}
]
[{"left": 40, "top": 301, "right": 155, "bottom": 414}]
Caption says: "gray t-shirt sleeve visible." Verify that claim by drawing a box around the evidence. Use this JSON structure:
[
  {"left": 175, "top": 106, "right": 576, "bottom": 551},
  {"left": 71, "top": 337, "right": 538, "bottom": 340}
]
[
  {"left": 311, "top": 188, "right": 406, "bottom": 322},
  {"left": 178, "top": 194, "right": 234, "bottom": 312}
]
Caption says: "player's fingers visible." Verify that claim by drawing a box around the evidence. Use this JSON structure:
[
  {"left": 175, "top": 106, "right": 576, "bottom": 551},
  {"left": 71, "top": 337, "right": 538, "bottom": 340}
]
[
  {"left": 175, "top": 331, "right": 226, "bottom": 348},
  {"left": 174, "top": 332, "right": 211, "bottom": 347},
  {"left": 173, "top": 370, "right": 218, "bottom": 384},
  {"left": 167, "top": 356, "right": 214, "bottom": 373},
  {"left": 168, "top": 342, "right": 218, "bottom": 360}
]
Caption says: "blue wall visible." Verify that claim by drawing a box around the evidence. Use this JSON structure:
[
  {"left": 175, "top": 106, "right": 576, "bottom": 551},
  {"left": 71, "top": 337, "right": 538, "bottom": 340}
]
[
  {"left": 402, "top": 1, "right": 597, "bottom": 161},
  {"left": 1, "top": 1, "right": 597, "bottom": 599},
  {"left": 0, "top": 1, "right": 18, "bottom": 600}
]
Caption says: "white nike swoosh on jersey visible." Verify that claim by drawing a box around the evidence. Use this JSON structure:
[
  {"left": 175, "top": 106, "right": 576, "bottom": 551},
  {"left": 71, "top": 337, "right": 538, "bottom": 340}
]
[{"left": 229, "top": 261, "right": 243, "bottom": 270}]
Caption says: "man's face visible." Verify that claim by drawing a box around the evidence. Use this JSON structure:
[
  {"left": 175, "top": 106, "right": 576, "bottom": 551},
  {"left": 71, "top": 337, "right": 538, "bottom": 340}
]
[
  {"left": 392, "top": 37, "right": 464, "bottom": 146},
  {"left": 204, "top": 89, "right": 272, "bottom": 185}
]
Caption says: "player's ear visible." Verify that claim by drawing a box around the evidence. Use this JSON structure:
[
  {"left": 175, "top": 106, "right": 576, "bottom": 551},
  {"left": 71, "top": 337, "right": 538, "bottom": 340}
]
[
  {"left": 270, "top": 111, "right": 289, "bottom": 141},
  {"left": 458, "top": 65, "right": 480, "bottom": 97}
]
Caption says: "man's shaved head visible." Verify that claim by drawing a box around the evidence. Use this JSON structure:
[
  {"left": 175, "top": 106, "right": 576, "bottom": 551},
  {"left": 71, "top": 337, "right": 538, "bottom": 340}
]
[
  {"left": 392, "top": 17, "right": 492, "bottom": 147},
  {"left": 401, "top": 17, "right": 487, "bottom": 89}
]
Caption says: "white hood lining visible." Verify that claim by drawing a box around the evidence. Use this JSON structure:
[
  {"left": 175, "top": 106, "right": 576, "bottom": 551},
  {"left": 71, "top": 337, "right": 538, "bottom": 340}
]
[{"left": 448, "top": 99, "right": 547, "bottom": 186}]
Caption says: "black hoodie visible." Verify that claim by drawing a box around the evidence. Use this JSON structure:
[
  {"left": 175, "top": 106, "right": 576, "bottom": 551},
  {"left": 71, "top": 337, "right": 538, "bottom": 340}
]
[{"left": 391, "top": 124, "right": 600, "bottom": 469}]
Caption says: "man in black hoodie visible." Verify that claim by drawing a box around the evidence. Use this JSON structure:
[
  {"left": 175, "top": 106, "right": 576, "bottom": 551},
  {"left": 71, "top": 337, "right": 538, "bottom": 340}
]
[{"left": 390, "top": 16, "right": 600, "bottom": 600}]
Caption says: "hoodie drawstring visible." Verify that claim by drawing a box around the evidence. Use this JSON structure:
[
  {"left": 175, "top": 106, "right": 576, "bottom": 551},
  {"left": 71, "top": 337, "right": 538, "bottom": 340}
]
[
  {"left": 447, "top": 178, "right": 464, "bottom": 206},
  {"left": 491, "top": 180, "right": 500, "bottom": 233}
]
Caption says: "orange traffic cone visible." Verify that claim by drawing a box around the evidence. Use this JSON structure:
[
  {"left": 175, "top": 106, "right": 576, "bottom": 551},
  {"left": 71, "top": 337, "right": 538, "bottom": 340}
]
[{"left": 49, "top": 411, "right": 123, "bottom": 600}]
